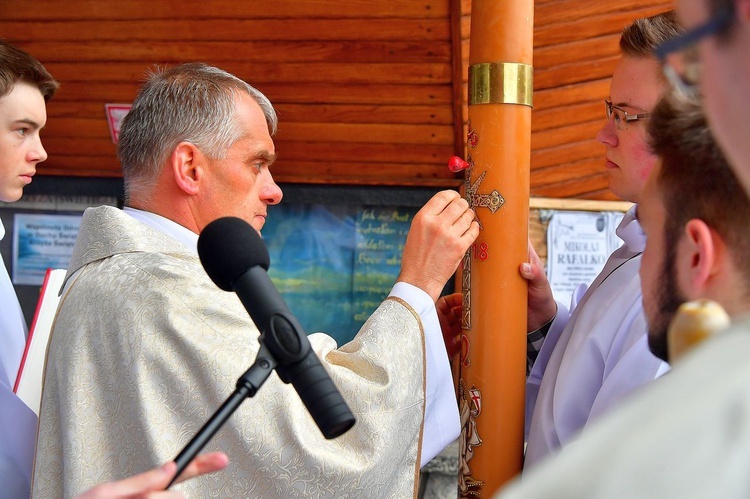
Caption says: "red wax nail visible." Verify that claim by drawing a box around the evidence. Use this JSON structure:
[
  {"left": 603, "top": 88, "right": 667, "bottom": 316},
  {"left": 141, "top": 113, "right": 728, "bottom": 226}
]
[{"left": 448, "top": 156, "right": 469, "bottom": 173}]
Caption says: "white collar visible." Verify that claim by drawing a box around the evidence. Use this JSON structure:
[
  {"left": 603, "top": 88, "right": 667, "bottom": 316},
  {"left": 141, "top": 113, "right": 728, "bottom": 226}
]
[
  {"left": 616, "top": 205, "right": 646, "bottom": 253},
  {"left": 122, "top": 207, "right": 198, "bottom": 254}
]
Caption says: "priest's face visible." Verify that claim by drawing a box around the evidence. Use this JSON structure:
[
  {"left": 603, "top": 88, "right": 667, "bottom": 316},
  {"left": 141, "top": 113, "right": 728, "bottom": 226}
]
[
  {"left": 0, "top": 82, "right": 48, "bottom": 202},
  {"left": 200, "top": 92, "right": 282, "bottom": 234},
  {"left": 596, "top": 56, "right": 664, "bottom": 204},
  {"left": 638, "top": 163, "right": 688, "bottom": 362}
]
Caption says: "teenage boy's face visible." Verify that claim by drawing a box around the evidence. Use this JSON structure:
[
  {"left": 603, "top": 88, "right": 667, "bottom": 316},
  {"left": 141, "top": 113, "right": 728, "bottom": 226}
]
[{"left": 0, "top": 82, "right": 48, "bottom": 202}]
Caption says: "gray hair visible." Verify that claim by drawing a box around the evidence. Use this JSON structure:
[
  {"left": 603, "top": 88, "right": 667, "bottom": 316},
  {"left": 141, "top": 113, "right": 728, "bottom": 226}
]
[{"left": 117, "top": 62, "right": 277, "bottom": 201}]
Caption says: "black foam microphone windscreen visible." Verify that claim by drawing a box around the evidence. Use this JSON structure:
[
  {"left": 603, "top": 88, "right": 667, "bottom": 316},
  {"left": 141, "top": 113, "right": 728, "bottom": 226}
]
[
  {"left": 198, "top": 217, "right": 270, "bottom": 291},
  {"left": 197, "top": 217, "right": 356, "bottom": 439}
]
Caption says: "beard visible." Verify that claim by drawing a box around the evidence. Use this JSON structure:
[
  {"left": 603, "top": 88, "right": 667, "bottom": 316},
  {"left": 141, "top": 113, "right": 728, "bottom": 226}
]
[{"left": 647, "top": 243, "right": 687, "bottom": 363}]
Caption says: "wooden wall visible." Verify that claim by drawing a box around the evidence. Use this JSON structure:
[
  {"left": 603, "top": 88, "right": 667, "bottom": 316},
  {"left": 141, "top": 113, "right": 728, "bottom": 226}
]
[
  {"left": 1, "top": 0, "right": 672, "bottom": 199},
  {"left": 0, "top": 0, "right": 461, "bottom": 188}
]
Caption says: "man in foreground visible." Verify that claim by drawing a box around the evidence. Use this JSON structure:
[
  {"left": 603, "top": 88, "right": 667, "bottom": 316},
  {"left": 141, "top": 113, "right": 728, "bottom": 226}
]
[{"left": 498, "top": 86, "right": 750, "bottom": 497}]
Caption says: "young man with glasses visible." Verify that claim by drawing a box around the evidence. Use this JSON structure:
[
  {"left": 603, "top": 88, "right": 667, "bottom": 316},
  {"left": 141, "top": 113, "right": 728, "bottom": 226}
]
[{"left": 522, "top": 11, "right": 680, "bottom": 469}]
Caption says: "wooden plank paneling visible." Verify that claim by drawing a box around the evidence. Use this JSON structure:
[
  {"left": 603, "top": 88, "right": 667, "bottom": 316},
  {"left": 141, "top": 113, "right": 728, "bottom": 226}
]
[
  {"left": 49, "top": 82, "right": 454, "bottom": 106},
  {"left": 1, "top": 0, "right": 673, "bottom": 197},
  {"left": 275, "top": 123, "right": 454, "bottom": 145},
  {"left": 531, "top": 139, "right": 603, "bottom": 170},
  {"left": 1, "top": 0, "right": 458, "bottom": 183},
  {"left": 532, "top": 171, "right": 611, "bottom": 198},
  {"left": 36, "top": 156, "right": 461, "bottom": 187},
  {"left": 0, "top": 1, "right": 451, "bottom": 20},
  {"left": 23, "top": 41, "right": 452, "bottom": 63},
  {"left": 0, "top": 19, "right": 451, "bottom": 42},
  {"left": 46, "top": 102, "right": 453, "bottom": 125},
  {"left": 531, "top": 101, "right": 602, "bottom": 132},
  {"left": 534, "top": 6, "right": 674, "bottom": 47},
  {"left": 531, "top": 157, "right": 604, "bottom": 185},
  {"left": 535, "top": 0, "right": 672, "bottom": 26},
  {"left": 43, "top": 62, "right": 452, "bottom": 85},
  {"left": 531, "top": 120, "right": 602, "bottom": 150},
  {"left": 534, "top": 35, "right": 621, "bottom": 69}
]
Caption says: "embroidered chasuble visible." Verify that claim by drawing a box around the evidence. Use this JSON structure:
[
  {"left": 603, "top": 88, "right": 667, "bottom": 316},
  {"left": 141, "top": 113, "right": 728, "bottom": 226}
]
[{"left": 33, "top": 206, "right": 428, "bottom": 498}]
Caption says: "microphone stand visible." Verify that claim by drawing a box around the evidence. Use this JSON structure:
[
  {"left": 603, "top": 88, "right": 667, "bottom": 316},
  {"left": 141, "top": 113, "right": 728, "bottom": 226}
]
[{"left": 166, "top": 342, "right": 277, "bottom": 488}]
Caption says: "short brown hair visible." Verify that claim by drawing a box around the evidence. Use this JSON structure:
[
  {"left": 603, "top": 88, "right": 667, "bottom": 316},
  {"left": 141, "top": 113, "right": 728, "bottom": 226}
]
[
  {"left": 648, "top": 90, "right": 750, "bottom": 289},
  {"left": 620, "top": 10, "right": 683, "bottom": 58},
  {"left": 0, "top": 39, "right": 59, "bottom": 101}
]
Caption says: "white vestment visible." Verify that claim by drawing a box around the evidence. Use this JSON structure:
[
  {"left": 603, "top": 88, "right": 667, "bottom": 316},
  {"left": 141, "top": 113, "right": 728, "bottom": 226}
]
[
  {"left": 525, "top": 206, "right": 669, "bottom": 468},
  {"left": 0, "top": 219, "right": 35, "bottom": 498},
  {"left": 499, "top": 316, "right": 750, "bottom": 498},
  {"left": 0, "top": 219, "right": 27, "bottom": 388},
  {"left": 33, "top": 206, "right": 457, "bottom": 498}
]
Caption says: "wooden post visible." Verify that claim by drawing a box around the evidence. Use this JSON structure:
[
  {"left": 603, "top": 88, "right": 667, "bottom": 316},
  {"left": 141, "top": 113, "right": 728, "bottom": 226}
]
[{"left": 456, "top": 0, "right": 533, "bottom": 496}]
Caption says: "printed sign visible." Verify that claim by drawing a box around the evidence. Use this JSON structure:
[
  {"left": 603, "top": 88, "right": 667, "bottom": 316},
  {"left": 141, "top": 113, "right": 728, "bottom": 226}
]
[
  {"left": 546, "top": 211, "right": 624, "bottom": 308},
  {"left": 12, "top": 213, "right": 82, "bottom": 285},
  {"left": 105, "top": 103, "right": 132, "bottom": 144}
]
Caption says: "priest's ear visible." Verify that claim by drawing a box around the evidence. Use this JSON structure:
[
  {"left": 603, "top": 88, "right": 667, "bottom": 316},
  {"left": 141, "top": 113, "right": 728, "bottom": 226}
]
[
  {"left": 679, "top": 218, "right": 725, "bottom": 294},
  {"left": 171, "top": 142, "right": 205, "bottom": 196}
]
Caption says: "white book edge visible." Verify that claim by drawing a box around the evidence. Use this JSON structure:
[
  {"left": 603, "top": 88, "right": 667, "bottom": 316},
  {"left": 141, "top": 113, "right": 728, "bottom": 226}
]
[{"left": 13, "top": 268, "right": 66, "bottom": 416}]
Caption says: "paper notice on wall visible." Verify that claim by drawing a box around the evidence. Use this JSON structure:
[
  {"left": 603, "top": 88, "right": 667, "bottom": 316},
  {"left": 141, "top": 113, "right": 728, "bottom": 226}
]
[
  {"left": 12, "top": 213, "right": 82, "bottom": 285},
  {"left": 105, "top": 103, "right": 132, "bottom": 144},
  {"left": 546, "top": 211, "right": 624, "bottom": 309}
]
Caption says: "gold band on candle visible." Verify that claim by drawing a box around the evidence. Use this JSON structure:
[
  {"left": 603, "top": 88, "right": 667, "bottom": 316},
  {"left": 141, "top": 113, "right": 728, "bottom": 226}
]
[{"left": 468, "top": 62, "right": 533, "bottom": 107}]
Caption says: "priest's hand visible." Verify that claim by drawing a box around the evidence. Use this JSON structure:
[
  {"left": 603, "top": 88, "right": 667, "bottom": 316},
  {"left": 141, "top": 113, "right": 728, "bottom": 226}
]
[
  {"left": 520, "top": 239, "right": 557, "bottom": 332},
  {"left": 437, "top": 292, "right": 462, "bottom": 358},
  {"left": 74, "top": 452, "right": 229, "bottom": 498},
  {"left": 398, "top": 190, "right": 479, "bottom": 302}
]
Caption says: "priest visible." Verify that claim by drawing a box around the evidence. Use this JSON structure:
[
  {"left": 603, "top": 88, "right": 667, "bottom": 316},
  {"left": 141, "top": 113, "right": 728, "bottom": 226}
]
[{"left": 33, "top": 62, "right": 478, "bottom": 497}]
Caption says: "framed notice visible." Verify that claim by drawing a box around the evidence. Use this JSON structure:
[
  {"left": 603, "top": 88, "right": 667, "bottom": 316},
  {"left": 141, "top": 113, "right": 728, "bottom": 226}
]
[
  {"left": 262, "top": 203, "right": 418, "bottom": 345},
  {"left": 546, "top": 210, "right": 624, "bottom": 308},
  {"left": 12, "top": 213, "right": 82, "bottom": 286},
  {"left": 105, "top": 103, "right": 132, "bottom": 144}
]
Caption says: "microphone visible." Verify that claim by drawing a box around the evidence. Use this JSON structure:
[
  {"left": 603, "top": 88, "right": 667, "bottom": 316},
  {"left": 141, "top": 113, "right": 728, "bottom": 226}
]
[{"left": 198, "top": 216, "right": 356, "bottom": 439}]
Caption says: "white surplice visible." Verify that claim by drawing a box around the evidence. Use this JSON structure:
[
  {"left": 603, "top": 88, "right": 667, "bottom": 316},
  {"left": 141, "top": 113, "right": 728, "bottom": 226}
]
[
  {"left": 33, "top": 206, "right": 458, "bottom": 498},
  {"left": 524, "top": 206, "right": 669, "bottom": 468},
  {"left": 499, "top": 316, "right": 750, "bottom": 499},
  {"left": 0, "top": 219, "right": 27, "bottom": 387},
  {"left": 0, "top": 219, "right": 34, "bottom": 498}
]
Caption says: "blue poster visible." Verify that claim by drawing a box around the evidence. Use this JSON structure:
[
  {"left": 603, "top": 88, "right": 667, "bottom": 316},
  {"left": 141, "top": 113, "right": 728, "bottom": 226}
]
[
  {"left": 12, "top": 213, "right": 82, "bottom": 285},
  {"left": 262, "top": 203, "right": 417, "bottom": 345}
]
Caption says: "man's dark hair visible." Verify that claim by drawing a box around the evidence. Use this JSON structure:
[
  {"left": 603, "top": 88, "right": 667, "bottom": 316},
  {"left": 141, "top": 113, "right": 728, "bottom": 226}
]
[
  {"left": 649, "top": 90, "right": 750, "bottom": 289},
  {"left": 0, "top": 39, "right": 59, "bottom": 101}
]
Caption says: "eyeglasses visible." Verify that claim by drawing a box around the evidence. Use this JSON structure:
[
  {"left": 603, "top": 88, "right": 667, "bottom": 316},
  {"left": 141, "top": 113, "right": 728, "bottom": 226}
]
[
  {"left": 604, "top": 100, "right": 651, "bottom": 130},
  {"left": 655, "top": 5, "right": 735, "bottom": 96}
]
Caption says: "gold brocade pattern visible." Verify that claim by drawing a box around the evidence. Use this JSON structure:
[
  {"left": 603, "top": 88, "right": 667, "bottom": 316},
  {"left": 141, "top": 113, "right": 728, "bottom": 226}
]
[{"left": 32, "top": 206, "right": 426, "bottom": 498}]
